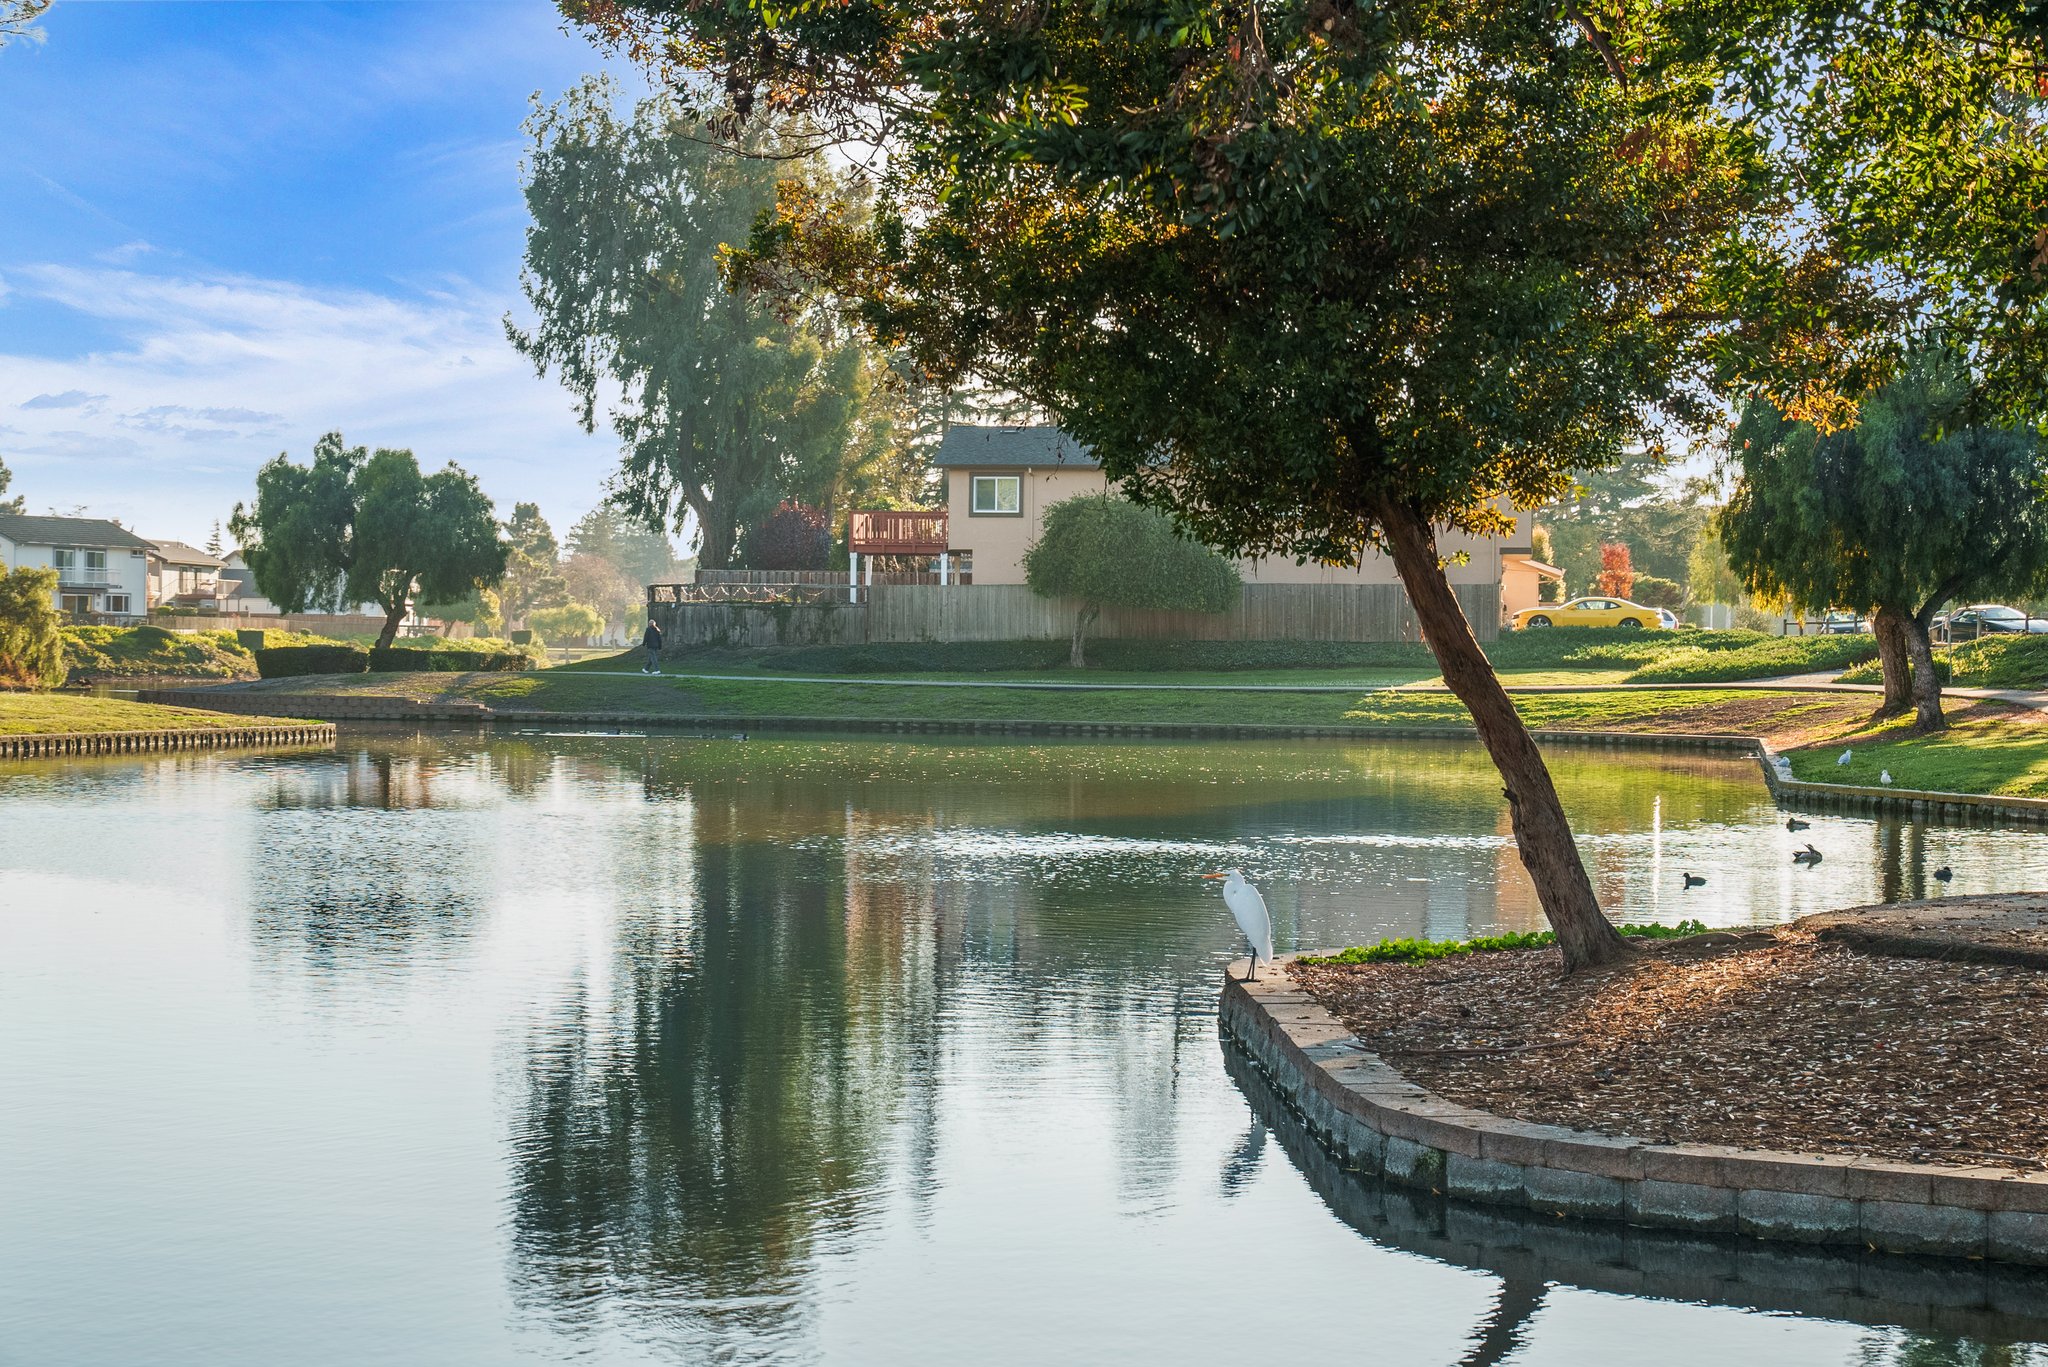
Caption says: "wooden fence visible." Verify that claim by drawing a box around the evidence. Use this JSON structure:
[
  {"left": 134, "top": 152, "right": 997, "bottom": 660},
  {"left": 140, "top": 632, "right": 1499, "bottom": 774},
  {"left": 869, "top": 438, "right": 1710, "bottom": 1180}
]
[{"left": 651, "top": 582, "right": 1498, "bottom": 648}]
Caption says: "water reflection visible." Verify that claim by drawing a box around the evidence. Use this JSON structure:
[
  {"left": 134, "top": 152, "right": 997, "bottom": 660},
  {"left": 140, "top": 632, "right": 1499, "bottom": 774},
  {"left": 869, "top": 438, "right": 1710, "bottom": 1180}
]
[{"left": 5, "top": 730, "right": 2048, "bottom": 1366}]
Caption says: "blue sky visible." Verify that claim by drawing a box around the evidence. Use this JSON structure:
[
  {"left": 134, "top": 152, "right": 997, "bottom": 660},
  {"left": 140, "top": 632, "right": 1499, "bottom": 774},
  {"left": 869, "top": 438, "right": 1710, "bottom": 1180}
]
[{"left": 0, "top": 0, "right": 650, "bottom": 546}]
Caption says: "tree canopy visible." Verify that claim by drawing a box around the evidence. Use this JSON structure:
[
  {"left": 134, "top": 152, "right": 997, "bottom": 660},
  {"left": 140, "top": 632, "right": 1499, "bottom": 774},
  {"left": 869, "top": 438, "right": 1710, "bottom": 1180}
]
[
  {"left": 0, "top": 567, "right": 64, "bottom": 689},
  {"left": 566, "top": 504, "right": 678, "bottom": 588},
  {"left": 1024, "top": 496, "right": 1239, "bottom": 667},
  {"left": 230, "top": 432, "right": 509, "bottom": 649},
  {"left": 508, "top": 78, "right": 875, "bottom": 568},
  {"left": 0, "top": 453, "right": 24, "bottom": 516},
  {"left": 501, "top": 502, "right": 570, "bottom": 630},
  {"left": 1723, "top": 351, "right": 2048, "bottom": 730}
]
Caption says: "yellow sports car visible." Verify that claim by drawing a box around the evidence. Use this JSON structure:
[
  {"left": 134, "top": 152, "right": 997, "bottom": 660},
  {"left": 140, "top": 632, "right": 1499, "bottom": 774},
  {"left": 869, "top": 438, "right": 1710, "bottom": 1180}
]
[{"left": 1511, "top": 596, "right": 1663, "bottom": 630}]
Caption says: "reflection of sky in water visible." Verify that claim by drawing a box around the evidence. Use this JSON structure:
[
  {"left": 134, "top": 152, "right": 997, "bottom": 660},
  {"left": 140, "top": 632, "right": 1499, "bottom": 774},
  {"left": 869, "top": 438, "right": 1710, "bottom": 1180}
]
[{"left": 0, "top": 731, "right": 2040, "bottom": 1367}]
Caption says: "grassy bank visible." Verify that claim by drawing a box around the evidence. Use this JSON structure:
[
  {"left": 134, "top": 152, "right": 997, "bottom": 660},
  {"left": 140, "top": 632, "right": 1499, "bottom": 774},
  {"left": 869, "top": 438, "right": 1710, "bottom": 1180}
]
[
  {"left": 0, "top": 694, "right": 317, "bottom": 735},
  {"left": 58, "top": 626, "right": 545, "bottom": 682},
  {"left": 1781, "top": 699, "right": 2048, "bottom": 797},
  {"left": 1835, "top": 633, "right": 2048, "bottom": 691},
  {"left": 574, "top": 629, "right": 1877, "bottom": 686}
]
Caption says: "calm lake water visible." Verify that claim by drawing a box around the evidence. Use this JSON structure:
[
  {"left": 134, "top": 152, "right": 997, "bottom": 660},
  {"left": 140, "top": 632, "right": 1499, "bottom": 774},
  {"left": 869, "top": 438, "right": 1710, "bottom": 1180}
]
[{"left": 3, "top": 728, "right": 2045, "bottom": 1367}]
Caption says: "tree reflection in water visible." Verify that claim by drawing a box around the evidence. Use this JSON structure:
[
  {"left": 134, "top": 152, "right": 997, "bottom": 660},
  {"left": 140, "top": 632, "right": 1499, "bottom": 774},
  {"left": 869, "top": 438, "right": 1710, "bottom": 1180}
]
[{"left": 506, "top": 832, "right": 934, "bottom": 1358}]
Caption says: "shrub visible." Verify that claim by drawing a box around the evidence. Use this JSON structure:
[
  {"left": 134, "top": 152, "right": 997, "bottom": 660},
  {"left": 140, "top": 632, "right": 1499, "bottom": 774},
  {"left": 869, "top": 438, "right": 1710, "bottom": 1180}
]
[
  {"left": 0, "top": 567, "right": 65, "bottom": 689},
  {"left": 367, "top": 647, "right": 533, "bottom": 673},
  {"left": 1297, "top": 921, "right": 1711, "bottom": 965},
  {"left": 746, "top": 500, "right": 832, "bottom": 570},
  {"left": 254, "top": 644, "right": 371, "bottom": 678},
  {"left": 1629, "top": 575, "right": 1684, "bottom": 610}
]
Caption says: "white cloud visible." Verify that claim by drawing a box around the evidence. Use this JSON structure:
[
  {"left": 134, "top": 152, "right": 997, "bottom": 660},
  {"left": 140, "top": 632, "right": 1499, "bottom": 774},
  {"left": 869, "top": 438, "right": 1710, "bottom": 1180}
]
[{"left": 0, "top": 264, "right": 616, "bottom": 543}]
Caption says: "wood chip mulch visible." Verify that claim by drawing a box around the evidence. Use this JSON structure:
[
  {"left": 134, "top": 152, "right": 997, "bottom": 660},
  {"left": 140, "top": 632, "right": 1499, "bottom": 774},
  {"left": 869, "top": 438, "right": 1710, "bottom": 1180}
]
[{"left": 1292, "top": 931, "right": 2048, "bottom": 1170}]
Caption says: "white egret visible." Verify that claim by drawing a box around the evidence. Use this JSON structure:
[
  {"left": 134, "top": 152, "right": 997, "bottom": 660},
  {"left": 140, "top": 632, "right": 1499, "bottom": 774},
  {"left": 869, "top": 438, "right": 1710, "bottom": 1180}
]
[{"left": 1204, "top": 869, "right": 1273, "bottom": 980}]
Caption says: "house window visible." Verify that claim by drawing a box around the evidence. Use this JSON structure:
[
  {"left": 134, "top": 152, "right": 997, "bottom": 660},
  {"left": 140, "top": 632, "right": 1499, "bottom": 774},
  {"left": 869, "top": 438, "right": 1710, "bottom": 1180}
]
[
  {"left": 970, "top": 474, "right": 1022, "bottom": 515},
  {"left": 51, "top": 548, "right": 74, "bottom": 573},
  {"left": 104, "top": 595, "right": 130, "bottom": 615},
  {"left": 60, "top": 594, "right": 91, "bottom": 616}
]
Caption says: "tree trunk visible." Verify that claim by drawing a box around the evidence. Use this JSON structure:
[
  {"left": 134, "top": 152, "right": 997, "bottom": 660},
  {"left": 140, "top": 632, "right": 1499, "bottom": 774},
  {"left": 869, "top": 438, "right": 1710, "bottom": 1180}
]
[
  {"left": 375, "top": 599, "right": 407, "bottom": 651},
  {"left": 1459, "top": 1279, "right": 1547, "bottom": 1367},
  {"left": 1375, "top": 494, "right": 1630, "bottom": 972},
  {"left": 1069, "top": 605, "right": 1100, "bottom": 667},
  {"left": 1904, "top": 611, "right": 1947, "bottom": 733},
  {"left": 1870, "top": 607, "right": 1913, "bottom": 719}
]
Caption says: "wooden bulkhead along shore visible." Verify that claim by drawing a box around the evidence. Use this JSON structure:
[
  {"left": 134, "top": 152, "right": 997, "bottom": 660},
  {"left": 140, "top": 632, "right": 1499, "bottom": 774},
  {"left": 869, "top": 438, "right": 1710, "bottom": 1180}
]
[{"left": 0, "top": 723, "right": 336, "bottom": 760}]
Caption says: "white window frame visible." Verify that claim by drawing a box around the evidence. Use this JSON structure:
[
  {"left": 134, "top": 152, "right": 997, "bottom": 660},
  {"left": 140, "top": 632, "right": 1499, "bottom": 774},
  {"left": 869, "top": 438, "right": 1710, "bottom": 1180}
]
[{"left": 970, "top": 474, "right": 1022, "bottom": 516}]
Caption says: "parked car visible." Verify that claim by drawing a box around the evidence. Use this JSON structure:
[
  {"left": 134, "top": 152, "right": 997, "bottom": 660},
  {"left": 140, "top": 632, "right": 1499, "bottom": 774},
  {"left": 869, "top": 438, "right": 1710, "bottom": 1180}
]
[
  {"left": 1658, "top": 608, "right": 1680, "bottom": 630},
  {"left": 1511, "top": 597, "right": 1664, "bottom": 630},
  {"left": 1818, "top": 611, "right": 1867, "bottom": 634},
  {"left": 1936, "top": 604, "right": 2048, "bottom": 641}
]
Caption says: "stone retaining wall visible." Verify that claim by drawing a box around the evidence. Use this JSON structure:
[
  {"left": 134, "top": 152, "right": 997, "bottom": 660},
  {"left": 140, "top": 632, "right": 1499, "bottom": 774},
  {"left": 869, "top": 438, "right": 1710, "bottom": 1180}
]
[
  {"left": 1221, "top": 958, "right": 2048, "bottom": 1266},
  {"left": 0, "top": 723, "right": 335, "bottom": 760}
]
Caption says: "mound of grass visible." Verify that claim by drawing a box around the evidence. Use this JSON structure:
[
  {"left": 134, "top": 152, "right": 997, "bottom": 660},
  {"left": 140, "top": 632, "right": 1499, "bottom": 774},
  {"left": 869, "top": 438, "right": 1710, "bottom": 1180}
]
[
  {"left": 62, "top": 626, "right": 260, "bottom": 680},
  {"left": 1625, "top": 634, "right": 1877, "bottom": 684},
  {"left": 1836, "top": 634, "right": 2048, "bottom": 690},
  {"left": 1297, "top": 920, "right": 1713, "bottom": 965}
]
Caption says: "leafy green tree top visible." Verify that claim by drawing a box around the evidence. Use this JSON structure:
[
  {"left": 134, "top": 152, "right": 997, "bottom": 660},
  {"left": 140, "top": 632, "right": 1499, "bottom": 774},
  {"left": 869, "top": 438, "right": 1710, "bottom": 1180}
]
[
  {"left": 230, "top": 432, "right": 509, "bottom": 649},
  {"left": 501, "top": 502, "right": 570, "bottom": 628},
  {"left": 0, "top": 566, "right": 65, "bottom": 689},
  {"left": 0, "top": 453, "right": 24, "bottom": 516},
  {"left": 1024, "top": 496, "right": 1239, "bottom": 666},
  {"left": 1723, "top": 349, "right": 2048, "bottom": 728}
]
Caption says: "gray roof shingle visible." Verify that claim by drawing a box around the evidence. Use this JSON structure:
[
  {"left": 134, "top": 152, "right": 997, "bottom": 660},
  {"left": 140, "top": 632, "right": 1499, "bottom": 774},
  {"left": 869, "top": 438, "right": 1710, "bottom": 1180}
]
[
  {"left": 933, "top": 424, "right": 1099, "bottom": 469},
  {"left": 0, "top": 513, "right": 155, "bottom": 551},
  {"left": 146, "top": 539, "right": 225, "bottom": 569}
]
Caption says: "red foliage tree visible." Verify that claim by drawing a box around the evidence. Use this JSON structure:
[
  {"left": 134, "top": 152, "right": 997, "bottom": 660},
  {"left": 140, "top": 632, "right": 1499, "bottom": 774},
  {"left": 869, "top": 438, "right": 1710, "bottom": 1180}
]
[
  {"left": 1593, "top": 543, "right": 1636, "bottom": 599},
  {"left": 747, "top": 501, "right": 832, "bottom": 570}
]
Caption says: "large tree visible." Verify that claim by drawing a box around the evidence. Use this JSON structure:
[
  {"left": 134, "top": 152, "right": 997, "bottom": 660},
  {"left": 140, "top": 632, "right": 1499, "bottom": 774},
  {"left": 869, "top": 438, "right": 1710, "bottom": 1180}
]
[
  {"left": 500, "top": 502, "right": 571, "bottom": 630},
  {"left": 1723, "top": 351, "right": 2048, "bottom": 732},
  {"left": 230, "top": 432, "right": 509, "bottom": 649},
  {"left": 565, "top": 504, "right": 678, "bottom": 589},
  {"left": 1538, "top": 454, "right": 1710, "bottom": 594},
  {"left": 508, "top": 78, "right": 870, "bottom": 569},
  {"left": 568, "top": 0, "right": 1783, "bottom": 968}
]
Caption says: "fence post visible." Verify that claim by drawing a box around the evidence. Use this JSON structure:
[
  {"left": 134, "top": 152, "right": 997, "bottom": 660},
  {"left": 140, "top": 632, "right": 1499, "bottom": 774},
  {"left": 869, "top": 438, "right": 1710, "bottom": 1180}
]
[{"left": 849, "top": 553, "right": 860, "bottom": 604}]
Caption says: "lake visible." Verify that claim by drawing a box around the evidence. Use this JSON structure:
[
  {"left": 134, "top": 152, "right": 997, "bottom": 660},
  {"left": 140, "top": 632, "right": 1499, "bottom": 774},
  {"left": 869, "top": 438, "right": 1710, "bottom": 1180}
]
[{"left": 2, "top": 729, "right": 2043, "bottom": 1366}]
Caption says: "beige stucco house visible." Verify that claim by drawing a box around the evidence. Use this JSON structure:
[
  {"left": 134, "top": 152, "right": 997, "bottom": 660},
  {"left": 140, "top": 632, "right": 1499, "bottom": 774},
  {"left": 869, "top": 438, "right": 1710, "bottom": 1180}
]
[{"left": 933, "top": 425, "right": 1549, "bottom": 613}]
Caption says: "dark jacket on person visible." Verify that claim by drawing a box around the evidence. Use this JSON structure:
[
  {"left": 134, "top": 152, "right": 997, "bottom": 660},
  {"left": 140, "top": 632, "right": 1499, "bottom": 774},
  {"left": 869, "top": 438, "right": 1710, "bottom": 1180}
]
[{"left": 642, "top": 622, "right": 663, "bottom": 650}]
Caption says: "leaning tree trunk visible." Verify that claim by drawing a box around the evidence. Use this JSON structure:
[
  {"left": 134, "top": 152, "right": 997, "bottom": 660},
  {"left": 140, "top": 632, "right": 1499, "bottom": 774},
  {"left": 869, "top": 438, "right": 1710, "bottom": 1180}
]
[
  {"left": 1069, "top": 605, "right": 1100, "bottom": 667},
  {"left": 1904, "top": 611, "right": 1947, "bottom": 733},
  {"left": 1375, "top": 495, "right": 1631, "bottom": 972},
  {"left": 1870, "top": 606, "right": 1913, "bottom": 719},
  {"left": 375, "top": 598, "right": 407, "bottom": 651}
]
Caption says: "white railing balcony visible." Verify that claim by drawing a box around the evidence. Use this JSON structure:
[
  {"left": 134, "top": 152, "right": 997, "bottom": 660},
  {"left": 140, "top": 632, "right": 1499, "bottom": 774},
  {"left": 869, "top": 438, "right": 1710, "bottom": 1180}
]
[{"left": 56, "top": 566, "right": 116, "bottom": 586}]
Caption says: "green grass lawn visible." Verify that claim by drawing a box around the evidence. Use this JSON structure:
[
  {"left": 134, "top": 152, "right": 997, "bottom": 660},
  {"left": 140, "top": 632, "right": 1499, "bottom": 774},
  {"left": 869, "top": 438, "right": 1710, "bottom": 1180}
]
[
  {"left": 1781, "top": 704, "right": 2048, "bottom": 798},
  {"left": 0, "top": 694, "right": 320, "bottom": 735}
]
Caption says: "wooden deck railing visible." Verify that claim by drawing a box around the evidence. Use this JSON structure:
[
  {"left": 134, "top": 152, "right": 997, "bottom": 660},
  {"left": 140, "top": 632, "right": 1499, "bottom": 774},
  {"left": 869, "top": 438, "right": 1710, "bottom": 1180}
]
[{"left": 849, "top": 509, "right": 949, "bottom": 556}]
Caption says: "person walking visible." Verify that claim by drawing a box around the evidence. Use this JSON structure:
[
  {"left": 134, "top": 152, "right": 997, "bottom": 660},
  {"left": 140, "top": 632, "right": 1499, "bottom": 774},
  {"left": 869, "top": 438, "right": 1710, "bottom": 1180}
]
[{"left": 641, "top": 618, "right": 663, "bottom": 674}]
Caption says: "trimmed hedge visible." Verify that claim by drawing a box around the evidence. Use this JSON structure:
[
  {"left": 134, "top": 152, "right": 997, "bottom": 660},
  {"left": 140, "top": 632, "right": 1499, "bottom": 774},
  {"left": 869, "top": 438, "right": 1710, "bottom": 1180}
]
[
  {"left": 254, "top": 644, "right": 371, "bottom": 678},
  {"left": 1837, "top": 634, "right": 2048, "bottom": 689},
  {"left": 367, "top": 647, "right": 533, "bottom": 673}
]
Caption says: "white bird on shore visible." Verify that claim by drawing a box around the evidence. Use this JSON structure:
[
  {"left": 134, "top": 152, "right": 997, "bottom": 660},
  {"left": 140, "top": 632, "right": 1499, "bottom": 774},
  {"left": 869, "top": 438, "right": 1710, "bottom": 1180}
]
[
  {"left": 1205, "top": 869, "right": 1273, "bottom": 981},
  {"left": 1881, "top": 770, "right": 1893, "bottom": 785},
  {"left": 1838, "top": 748, "right": 1854, "bottom": 767}
]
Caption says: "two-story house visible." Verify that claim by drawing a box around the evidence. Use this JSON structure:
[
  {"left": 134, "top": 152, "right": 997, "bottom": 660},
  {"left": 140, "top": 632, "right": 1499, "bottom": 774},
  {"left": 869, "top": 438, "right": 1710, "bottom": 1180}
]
[
  {"left": 0, "top": 513, "right": 153, "bottom": 620},
  {"left": 145, "top": 540, "right": 227, "bottom": 611},
  {"left": 923, "top": 425, "right": 1559, "bottom": 613}
]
